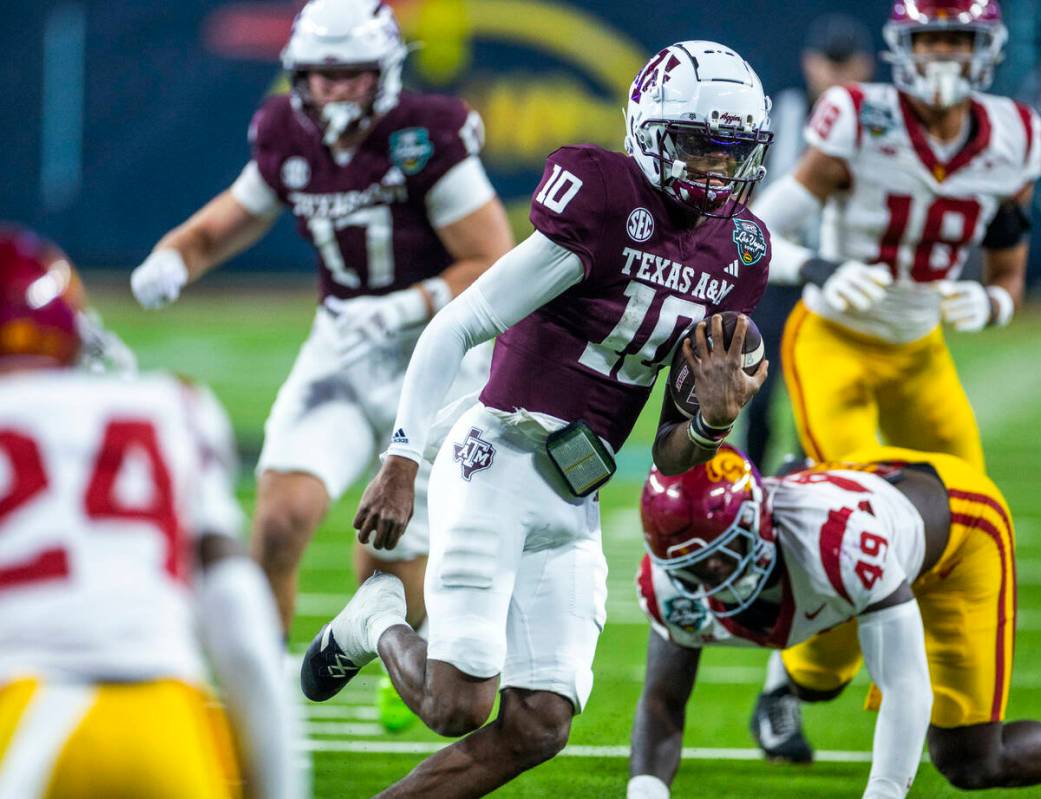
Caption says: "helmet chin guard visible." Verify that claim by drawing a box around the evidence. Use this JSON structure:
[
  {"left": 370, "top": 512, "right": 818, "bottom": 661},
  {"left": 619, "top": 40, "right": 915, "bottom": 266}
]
[
  {"left": 882, "top": 0, "right": 1007, "bottom": 108},
  {"left": 281, "top": 0, "right": 408, "bottom": 144},
  {"left": 625, "top": 41, "right": 773, "bottom": 217}
]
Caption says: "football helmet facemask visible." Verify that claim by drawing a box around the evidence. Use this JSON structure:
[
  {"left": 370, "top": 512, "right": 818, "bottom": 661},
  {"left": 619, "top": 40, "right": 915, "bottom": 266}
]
[
  {"left": 625, "top": 41, "right": 773, "bottom": 218},
  {"left": 883, "top": 0, "right": 1007, "bottom": 108},
  {"left": 281, "top": 0, "right": 408, "bottom": 146},
  {"left": 641, "top": 446, "right": 776, "bottom": 618}
]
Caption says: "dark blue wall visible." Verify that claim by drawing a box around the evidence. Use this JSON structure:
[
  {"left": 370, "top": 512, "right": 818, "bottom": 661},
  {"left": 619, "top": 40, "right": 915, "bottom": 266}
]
[{"left": 3, "top": 0, "right": 1037, "bottom": 272}]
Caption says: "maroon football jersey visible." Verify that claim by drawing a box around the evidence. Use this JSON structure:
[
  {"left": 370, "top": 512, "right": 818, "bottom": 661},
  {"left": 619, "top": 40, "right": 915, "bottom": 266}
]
[
  {"left": 249, "top": 91, "right": 478, "bottom": 301},
  {"left": 479, "top": 145, "right": 771, "bottom": 452}
]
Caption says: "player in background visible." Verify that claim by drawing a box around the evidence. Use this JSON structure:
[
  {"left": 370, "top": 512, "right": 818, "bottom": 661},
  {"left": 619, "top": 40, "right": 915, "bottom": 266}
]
[
  {"left": 300, "top": 41, "right": 773, "bottom": 796},
  {"left": 744, "top": 15, "right": 873, "bottom": 470},
  {"left": 629, "top": 445, "right": 1041, "bottom": 799},
  {"left": 0, "top": 229, "right": 300, "bottom": 799},
  {"left": 0, "top": 224, "right": 138, "bottom": 377},
  {"left": 748, "top": 0, "right": 1041, "bottom": 761},
  {"left": 130, "top": 0, "right": 512, "bottom": 728}
]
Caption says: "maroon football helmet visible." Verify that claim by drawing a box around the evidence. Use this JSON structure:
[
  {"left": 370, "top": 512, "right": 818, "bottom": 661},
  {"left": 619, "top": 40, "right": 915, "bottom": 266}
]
[
  {"left": 0, "top": 226, "right": 81, "bottom": 367},
  {"left": 641, "top": 445, "right": 776, "bottom": 617},
  {"left": 883, "top": 0, "right": 1007, "bottom": 107}
]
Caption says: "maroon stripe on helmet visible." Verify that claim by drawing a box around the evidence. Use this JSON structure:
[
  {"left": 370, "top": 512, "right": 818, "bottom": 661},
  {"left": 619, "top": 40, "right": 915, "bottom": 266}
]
[
  {"left": 818, "top": 506, "right": 854, "bottom": 604},
  {"left": 637, "top": 554, "right": 665, "bottom": 626},
  {"left": 1014, "top": 101, "right": 1035, "bottom": 166}
]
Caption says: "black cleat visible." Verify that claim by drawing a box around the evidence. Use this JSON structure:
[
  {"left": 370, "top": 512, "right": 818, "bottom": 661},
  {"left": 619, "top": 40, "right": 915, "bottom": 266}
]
[
  {"left": 300, "top": 624, "right": 364, "bottom": 702},
  {"left": 750, "top": 686, "right": 814, "bottom": 764}
]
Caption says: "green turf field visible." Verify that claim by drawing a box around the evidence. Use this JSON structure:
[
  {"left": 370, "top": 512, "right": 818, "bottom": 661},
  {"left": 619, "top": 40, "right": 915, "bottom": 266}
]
[{"left": 95, "top": 283, "right": 1041, "bottom": 798}]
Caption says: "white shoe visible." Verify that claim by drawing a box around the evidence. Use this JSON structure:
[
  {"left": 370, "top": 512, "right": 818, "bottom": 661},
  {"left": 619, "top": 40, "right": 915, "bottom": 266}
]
[{"left": 300, "top": 572, "right": 406, "bottom": 701}]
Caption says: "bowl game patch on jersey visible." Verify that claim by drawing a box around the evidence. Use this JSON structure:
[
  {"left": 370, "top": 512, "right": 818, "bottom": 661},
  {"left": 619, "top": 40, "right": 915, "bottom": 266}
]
[{"left": 732, "top": 218, "right": 768, "bottom": 266}]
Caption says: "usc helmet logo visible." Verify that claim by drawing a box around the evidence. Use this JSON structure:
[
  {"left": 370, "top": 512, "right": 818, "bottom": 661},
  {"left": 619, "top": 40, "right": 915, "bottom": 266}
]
[{"left": 705, "top": 449, "right": 751, "bottom": 484}]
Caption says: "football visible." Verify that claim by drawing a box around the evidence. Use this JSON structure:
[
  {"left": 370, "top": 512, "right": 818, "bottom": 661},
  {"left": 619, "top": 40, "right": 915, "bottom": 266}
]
[{"left": 667, "top": 311, "right": 765, "bottom": 418}]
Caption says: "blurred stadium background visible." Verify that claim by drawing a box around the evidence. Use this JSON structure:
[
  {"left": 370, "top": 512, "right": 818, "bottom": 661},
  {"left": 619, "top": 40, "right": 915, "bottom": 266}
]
[{"left": 5, "top": 1, "right": 1041, "bottom": 796}]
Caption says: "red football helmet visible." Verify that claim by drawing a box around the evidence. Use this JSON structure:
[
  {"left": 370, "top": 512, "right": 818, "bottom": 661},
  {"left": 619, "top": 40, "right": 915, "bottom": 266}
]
[
  {"left": 0, "top": 225, "right": 81, "bottom": 367},
  {"left": 883, "top": 0, "right": 1007, "bottom": 107},
  {"left": 641, "top": 445, "right": 776, "bottom": 617}
]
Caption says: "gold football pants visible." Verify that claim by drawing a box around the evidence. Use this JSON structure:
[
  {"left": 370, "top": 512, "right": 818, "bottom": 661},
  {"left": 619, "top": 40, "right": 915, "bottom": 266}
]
[
  {"left": 780, "top": 447, "right": 1015, "bottom": 728},
  {"left": 782, "top": 302, "right": 984, "bottom": 470},
  {"left": 0, "top": 678, "right": 240, "bottom": 798}
]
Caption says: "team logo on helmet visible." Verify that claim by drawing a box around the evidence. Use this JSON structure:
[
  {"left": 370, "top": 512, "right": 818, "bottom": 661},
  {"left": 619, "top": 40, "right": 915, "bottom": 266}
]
[
  {"left": 731, "top": 218, "right": 767, "bottom": 266},
  {"left": 626, "top": 208, "right": 655, "bottom": 242},
  {"left": 630, "top": 49, "right": 681, "bottom": 103},
  {"left": 281, "top": 157, "right": 311, "bottom": 190},
  {"left": 390, "top": 128, "right": 434, "bottom": 176},
  {"left": 453, "top": 427, "right": 495, "bottom": 480},
  {"left": 705, "top": 448, "right": 753, "bottom": 484}
]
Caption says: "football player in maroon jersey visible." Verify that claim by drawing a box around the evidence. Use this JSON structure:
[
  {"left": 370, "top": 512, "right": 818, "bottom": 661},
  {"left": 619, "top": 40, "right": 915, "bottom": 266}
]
[
  {"left": 301, "top": 41, "right": 773, "bottom": 795},
  {"left": 129, "top": 0, "right": 513, "bottom": 728}
]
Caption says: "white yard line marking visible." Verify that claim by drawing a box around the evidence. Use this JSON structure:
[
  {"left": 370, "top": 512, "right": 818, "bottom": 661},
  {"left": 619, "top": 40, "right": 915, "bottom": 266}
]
[
  {"left": 305, "top": 705, "right": 379, "bottom": 720},
  {"left": 306, "top": 722, "right": 385, "bottom": 737},
  {"left": 296, "top": 593, "right": 350, "bottom": 616},
  {"left": 300, "top": 740, "right": 874, "bottom": 763}
]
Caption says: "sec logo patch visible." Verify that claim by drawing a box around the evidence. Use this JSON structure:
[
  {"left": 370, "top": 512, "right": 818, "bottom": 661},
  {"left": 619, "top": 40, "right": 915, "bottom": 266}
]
[
  {"left": 627, "top": 207, "right": 654, "bottom": 242},
  {"left": 281, "top": 157, "right": 311, "bottom": 190}
]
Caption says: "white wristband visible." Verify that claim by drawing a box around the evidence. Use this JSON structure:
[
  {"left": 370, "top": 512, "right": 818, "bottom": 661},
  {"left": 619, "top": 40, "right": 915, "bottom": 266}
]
[
  {"left": 627, "top": 774, "right": 671, "bottom": 799},
  {"left": 986, "top": 285, "right": 1014, "bottom": 327},
  {"left": 421, "top": 277, "right": 453, "bottom": 315}
]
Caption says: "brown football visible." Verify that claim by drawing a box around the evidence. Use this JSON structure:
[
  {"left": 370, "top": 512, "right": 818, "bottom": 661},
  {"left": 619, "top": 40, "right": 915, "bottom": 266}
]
[{"left": 667, "top": 311, "right": 765, "bottom": 418}]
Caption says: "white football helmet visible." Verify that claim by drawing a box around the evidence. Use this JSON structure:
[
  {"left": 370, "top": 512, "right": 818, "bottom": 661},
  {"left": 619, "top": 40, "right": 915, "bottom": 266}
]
[
  {"left": 625, "top": 41, "right": 773, "bottom": 217},
  {"left": 281, "top": 0, "right": 408, "bottom": 145},
  {"left": 620, "top": 41, "right": 770, "bottom": 216}
]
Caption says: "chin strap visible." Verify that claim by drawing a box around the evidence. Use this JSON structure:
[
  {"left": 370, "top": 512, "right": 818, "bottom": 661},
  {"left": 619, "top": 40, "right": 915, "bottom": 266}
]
[
  {"left": 321, "top": 101, "right": 368, "bottom": 146},
  {"left": 914, "top": 61, "right": 973, "bottom": 109}
]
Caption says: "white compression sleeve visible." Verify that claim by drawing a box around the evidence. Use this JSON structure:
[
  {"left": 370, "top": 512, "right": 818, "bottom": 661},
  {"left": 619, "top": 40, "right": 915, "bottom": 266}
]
[
  {"left": 857, "top": 600, "right": 932, "bottom": 799},
  {"left": 385, "top": 230, "right": 584, "bottom": 463},
  {"left": 751, "top": 174, "right": 823, "bottom": 285},
  {"left": 197, "top": 558, "right": 303, "bottom": 799}
]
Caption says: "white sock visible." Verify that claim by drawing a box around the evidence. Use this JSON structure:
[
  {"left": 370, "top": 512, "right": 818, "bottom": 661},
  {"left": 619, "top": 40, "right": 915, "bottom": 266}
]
[
  {"left": 367, "top": 610, "right": 407, "bottom": 655},
  {"left": 763, "top": 650, "right": 790, "bottom": 693}
]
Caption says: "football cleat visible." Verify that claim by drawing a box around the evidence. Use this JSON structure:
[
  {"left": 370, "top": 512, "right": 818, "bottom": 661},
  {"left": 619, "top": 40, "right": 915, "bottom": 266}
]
[
  {"left": 750, "top": 686, "right": 814, "bottom": 764},
  {"left": 299, "top": 571, "right": 406, "bottom": 702}
]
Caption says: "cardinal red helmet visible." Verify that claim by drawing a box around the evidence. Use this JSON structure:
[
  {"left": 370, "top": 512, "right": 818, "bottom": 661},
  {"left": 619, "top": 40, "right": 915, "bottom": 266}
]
[
  {"left": 641, "top": 445, "right": 776, "bottom": 617},
  {"left": 0, "top": 225, "right": 81, "bottom": 367},
  {"left": 883, "top": 0, "right": 1007, "bottom": 107}
]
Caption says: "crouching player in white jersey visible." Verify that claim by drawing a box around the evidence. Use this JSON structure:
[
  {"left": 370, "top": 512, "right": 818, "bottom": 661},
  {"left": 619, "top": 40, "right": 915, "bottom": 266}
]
[
  {"left": 628, "top": 445, "right": 1041, "bottom": 798},
  {"left": 0, "top": 230, "right": 300, "bottom": 799},
  {"left": 747, "top": 0, "right": 1041, "bottom": 760}
]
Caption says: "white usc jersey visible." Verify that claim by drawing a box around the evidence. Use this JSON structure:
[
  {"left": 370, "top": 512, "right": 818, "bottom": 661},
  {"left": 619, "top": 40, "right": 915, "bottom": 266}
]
[
  {"left": 637, "top": 470, "right": 926, "bottom": 650},
  {"left": 803, "top": 83, "right": 1041, "bottom": 343},
  {"left": 0, "top": 371, "right": 243, "bottom": 684}
]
